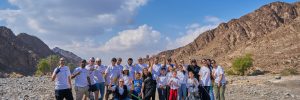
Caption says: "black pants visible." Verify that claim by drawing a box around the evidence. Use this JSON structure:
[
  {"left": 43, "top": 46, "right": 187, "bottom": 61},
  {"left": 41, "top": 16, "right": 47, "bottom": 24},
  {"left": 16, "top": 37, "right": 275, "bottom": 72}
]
[
  {"left": 199, "top": 86, "right": 210, "bottom": 100},
  {"left": 55, "top": 88, "right": 74, "bottom": 100}
]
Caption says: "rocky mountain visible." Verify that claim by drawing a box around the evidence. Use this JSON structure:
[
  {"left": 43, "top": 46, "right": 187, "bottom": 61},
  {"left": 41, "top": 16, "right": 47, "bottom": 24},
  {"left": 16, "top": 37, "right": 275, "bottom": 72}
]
[
  {"left": 0, "top": 26, "right": 81, "bottom": 76},
  {"left": 52, "top": 47, "right": 82, "bottom": 64},
  {"left": 156, "top": 1, "right": 300, "bottom": 73}
]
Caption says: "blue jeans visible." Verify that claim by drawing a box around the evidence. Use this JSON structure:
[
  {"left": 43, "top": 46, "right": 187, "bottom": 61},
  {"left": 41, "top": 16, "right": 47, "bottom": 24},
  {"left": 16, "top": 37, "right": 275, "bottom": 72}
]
[
  {"left": 178, "top": 84, "right": 187, "bottom": 100},
  {"left": 209, "top": 86, "right": 215, "bottom": 100},
  {"left": 96, "top": 82, "right": 105, "bottom": 100},
  {"left": 157, "top": 87, "right": 167, "bottom": 100}
]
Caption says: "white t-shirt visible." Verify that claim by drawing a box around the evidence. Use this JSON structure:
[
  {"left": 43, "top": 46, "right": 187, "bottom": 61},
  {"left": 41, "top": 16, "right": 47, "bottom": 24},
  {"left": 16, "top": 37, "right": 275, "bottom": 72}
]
[
  {"left": 53, "top": 66, "right": 71, "bottom": 90},
  {"left": 117, "top": 64, "right": 124, "bottom": 74},
  {"left": 168, "top": 77, "right": 180, "bottom": 89},
  {"left": 187, "top": 78, "right": 199, "bottom": 93},
  {"left": 135, "top": 63, "right": 148, "bottom": 70},
  {"left": 199, "top": 66, "right": 212, "bottom": 86},
  {"left": 157, "top": 75, "right": 167, "bottom": 87},
  {"left": 95, "top": 64, "right": 107, "bottom": 83},
  {"left": 151, "top": 64, "right": 161, "bottom": 80},
  {"left": 73, "top": 67, "right": 89, "bottom": 87},
  {"left": 85, "top": 64, "right": 97, "bottom": 85},
  {"left": 128, "top": 64, "right": 142, "bottom": 79},
  {"left": 105, "top": 65, "right": 121, "bottom": 85},
  {"left": 177, "top": 71, "right": 188, "bottom": 84},
  {"left": 213, "top": 66, "right": 226, "bottom": 84}
]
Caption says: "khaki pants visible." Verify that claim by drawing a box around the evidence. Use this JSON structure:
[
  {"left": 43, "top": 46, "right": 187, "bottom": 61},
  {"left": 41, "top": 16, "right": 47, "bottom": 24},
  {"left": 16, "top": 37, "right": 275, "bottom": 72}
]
[
  {"left": 213, "top": 83, "right": 226, "bottom": 100},
  {"left": 75, "top": 86, "right": 93, "bottom": 100}
]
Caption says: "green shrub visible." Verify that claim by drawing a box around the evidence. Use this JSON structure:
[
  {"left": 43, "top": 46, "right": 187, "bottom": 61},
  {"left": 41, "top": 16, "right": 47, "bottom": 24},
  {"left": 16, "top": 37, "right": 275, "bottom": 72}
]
[
  {"left": 35, "top": 59, "right": 50, "bottom": 75},
  {"left": 232, "top": 54, "right": 253, "bottom": 75},
  {"left": 280, "top": 68, "right": 298, "bottom": 76}
]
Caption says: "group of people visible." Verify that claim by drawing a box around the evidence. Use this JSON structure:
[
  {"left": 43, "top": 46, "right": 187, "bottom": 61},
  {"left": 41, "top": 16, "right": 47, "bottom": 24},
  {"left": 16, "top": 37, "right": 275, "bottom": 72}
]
[{"left": 51, "top": 55, "right": 226, "bottom": 100}]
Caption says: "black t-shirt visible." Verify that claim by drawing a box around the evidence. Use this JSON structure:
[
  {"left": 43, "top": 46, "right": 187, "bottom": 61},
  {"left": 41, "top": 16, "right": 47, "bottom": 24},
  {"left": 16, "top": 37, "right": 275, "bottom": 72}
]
[{"left": 187, "top": 65, "right": 200, "bottom": 81}]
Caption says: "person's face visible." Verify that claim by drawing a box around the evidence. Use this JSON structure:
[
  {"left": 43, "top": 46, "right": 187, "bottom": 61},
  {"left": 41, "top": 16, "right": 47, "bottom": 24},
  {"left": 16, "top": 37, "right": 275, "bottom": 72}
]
[
  {"left": 172, "top": 72, "right": 177, "bottom": 77},
  {"left": 119, "top": 80, "right": 124, "bottom": 86},
  {"left": 201, "top": 60, "right": 207, "bottom": 65},
  {"left": 188, "top": 72, "right": 194, "bottom": 78},
  {"left": 96, "top": 60, "right": 101, "bottom": 65},
  {"left": 89, "top": 60, "right": 95, "bottom": 65},
  {"left": 154, "top": 58, "right": 159, "bottom": 64},
  {"left": 143, "top": 68, "right": 148, "bottom": 75},
  {"left": 81, "top": 61, "right": 86, "bottom": 67},
  {"left": 179, "top": 65, "right": 183, "bottom": 70},
  {"left": 60, "top": 59, "right": 65, "bottom": 65},
  {"left": 124, "top": 70, "right": 129, "bottom": 74},
  {"left": 136, "top": 73, "right": 141, "bottom": 79},
  {"left": 168, "top": 66, "right": 173, "bottom": 72},
  {"left": 167, "top": 59, "right": 172, "bottom": 64},
  {"left": 211, "top": 61, "right": 217, "bottom": 67},
  {"left": 111, "top": 60, "right": 117, "bottom": 65},
  {"left": 138, "top": 59, "right": 143, "bottom": 64},
  {"left": 160, "top": 70, "right": 165, "bottom": 75},
  {"left": 117, "top": 59, "right": 122, "bottom": 65},
  {"left": 128, "top": 60, "right": 133, "bottom": 65}
]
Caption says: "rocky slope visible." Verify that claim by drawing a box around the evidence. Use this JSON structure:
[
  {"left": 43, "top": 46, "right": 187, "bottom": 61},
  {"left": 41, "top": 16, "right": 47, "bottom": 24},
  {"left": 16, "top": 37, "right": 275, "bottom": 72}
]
[
  {"left": 0, "top": 26, "right": 81, "bottom": 76},
  {"left": 52, "top": 47, "right": 82, "bottom": 64},
  {"left": 156, "top": 1, "right": 300, "bottom": 73}
]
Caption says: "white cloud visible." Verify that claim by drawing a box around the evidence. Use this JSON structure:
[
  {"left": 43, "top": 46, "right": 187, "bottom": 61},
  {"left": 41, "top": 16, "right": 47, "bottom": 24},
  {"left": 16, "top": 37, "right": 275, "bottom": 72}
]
[
  {"left": 167, "top": 16, "right": 222, "bottom": 49},
  {"left": 100, "top": 24, "right": 161, "bottom": 52}
]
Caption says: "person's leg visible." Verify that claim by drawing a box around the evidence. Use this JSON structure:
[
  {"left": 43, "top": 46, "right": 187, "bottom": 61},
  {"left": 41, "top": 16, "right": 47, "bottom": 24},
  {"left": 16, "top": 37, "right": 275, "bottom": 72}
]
[
  {"left": 65, "top": 88, "right": 74, "bottom": 100},
  {"left": 213, "top": 84, "right": 219, "bottom": 100},
  {"left": 55, "top": 90, "right": 64, "bottom": 100},
  {"left": 178, "top": 84, "right": 182, "bottom": 100},
  {"left": 182, "top": 84, "right": 187, "bottom": 100},
  {"left": 75, "top": 86, "right": 84, "bottom": 100},
  {"left": 99, "top": 82, "right": 105, "bottom": 100},
  {"left": 220, "top": 84, "right": 226, "bottom": 100},
  {"left": 205, "top": 86, "right": 211, "bottom": 100},
  {"left": 151, "top": 81, "right": 156, "bottom": 100},
  {"left": 158, "top": 88, "right": 163, "bottom": 100},
  {"left": 105, "top": 85, "right": 109, "bottom": 100},
  {"left": 166, "top": 86, "right": 170, "bottom": 100},
  {"left": 209, "top": 86, "right": 214, "bottom": 100}
]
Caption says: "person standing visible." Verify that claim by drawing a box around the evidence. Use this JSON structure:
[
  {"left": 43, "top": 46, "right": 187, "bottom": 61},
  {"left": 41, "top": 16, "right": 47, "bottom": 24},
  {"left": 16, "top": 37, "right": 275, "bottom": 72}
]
[
  {"left": 86, "top": 57, "right": 99, "bottom": 100},
  {"left": 51, "top": 57, "right": 74, "bottom": 100},
  {"left": 186, "top": 72, "right": 200, "bottom": 100},
  {"left": 199, "top": 59, "right": 211, "bottom": 100},
  {"left": 127, "top": 58, "right": 142, "bottom": 80},
  {"left": 105, "top": 58, "right": 121, "bottom": 100},
  {"left": 71, "top": 60, "right": 90, "bottom": 100},
  {"left": 212, "top": 60, "right": 226, "bottom": 100},
  {"left": 167, "top": 70, "right": 180, "bottom": 100},
  {"left": 131, "top": 72, "right": 143, "bottom": 100},
  {"left": 117, "top": 58, "right": 124, "bottom": 74},
  {"left": 157, "top": 68, "right": 167, "bottom": 100},
  {"left": 95, "top": 58, "right": 107, "bottom": 100},
  {"left": 136, "top": 57, "right": 148, "bottom": 70},
  {"left": 176, "top": 64, "right": 188, "bottom": 100},
  {"left": 141, "top": 68, "right": 156, "bottom": 100}
]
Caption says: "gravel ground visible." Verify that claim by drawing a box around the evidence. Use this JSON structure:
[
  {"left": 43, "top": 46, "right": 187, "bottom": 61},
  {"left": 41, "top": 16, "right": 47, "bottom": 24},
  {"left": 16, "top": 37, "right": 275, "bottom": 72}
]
[{"left": 0, "top": 75, "right": 299, "bottom": 100}]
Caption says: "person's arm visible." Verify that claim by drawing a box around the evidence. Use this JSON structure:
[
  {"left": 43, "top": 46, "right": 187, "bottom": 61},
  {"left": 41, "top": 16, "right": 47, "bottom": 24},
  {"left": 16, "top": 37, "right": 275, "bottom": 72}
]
[
  {"left": 71, "top": 69, "right": 80, "bottom": 79},
  {"left": 51, "top": 68, "right": 59, "bottom": 81},
  {"left": 68, "top": 76, "right": 72, "bottom": 89},
  {"left": 141, "top": 82, "right": 145, "bottom": 99},
  {"left": 174, "top": 60, "right": 178, "bottom": 69},
  {"left": 162, "top": 55, "right": 166, "bottom": 67},
  {"left": 148, "top": 59, "right": 154, "bottom": 73}
]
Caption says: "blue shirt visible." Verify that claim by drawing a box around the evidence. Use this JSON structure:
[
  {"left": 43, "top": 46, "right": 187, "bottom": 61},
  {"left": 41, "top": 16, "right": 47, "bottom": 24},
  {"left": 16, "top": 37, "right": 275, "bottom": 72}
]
[{"left": 133, "top": 79, "right": 143, "bottom": 94}]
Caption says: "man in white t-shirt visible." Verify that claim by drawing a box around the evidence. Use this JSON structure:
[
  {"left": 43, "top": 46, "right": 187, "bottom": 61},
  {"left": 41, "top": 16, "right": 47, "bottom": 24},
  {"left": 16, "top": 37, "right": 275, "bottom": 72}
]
[
  {"left": 86, "top": 57, "right": 99, "bottom": 100},
  {"left": 104, "top": 58, "right": 121, "bottom": 100},
  {"left": 211, "top": 60, "right": 226, "bottom": 100},
  {"left": 71, "top": 60, "right": 91, "bottom": 100},
  {"left": 135, "top": 57, "right": 148, "bottom": 70},
  {"left": 117, "top": 58, "right": 124, "bottom": 74},
  {"left": 127, "top": 58, "right": 141, "bottom": 80},
  {"left": 51, "top": 57, "right": 74, "bottom": 100},
  {"left": 94, "top": 58, "right": 107, "bottom": 100}
]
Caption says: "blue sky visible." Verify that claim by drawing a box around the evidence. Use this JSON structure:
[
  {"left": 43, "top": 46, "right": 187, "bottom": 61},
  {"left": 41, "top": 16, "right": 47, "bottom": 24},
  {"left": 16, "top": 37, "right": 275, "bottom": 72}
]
[{"left": 0, "top": 0, "right": 297, "bottom": 64}]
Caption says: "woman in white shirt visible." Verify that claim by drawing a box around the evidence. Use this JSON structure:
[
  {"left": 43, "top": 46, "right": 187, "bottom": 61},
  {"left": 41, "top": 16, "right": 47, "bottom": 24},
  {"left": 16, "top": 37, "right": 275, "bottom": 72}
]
[
  {"left": 198, "top": 59, "right": 211, "bottom": 100},
  {"left": 176, "top": 63, "right": 188, "bottom": 100},
  {"left": 212, "top": 60, "right": 226, "bottom": 100}
]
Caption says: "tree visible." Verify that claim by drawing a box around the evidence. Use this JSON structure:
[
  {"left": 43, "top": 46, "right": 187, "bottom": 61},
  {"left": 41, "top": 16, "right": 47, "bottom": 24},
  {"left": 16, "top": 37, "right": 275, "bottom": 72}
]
[{"left": 232, "top": 54, "right": 253, "bottom": 75}]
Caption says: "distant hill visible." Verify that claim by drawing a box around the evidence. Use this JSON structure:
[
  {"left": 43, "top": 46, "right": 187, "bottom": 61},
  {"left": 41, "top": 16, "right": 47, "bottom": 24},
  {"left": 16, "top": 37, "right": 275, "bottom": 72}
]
[
  {"left": 52, "top": 47, "right": 82, "bottom": 65},
  {"left": 0, "top": 26, "right": 81, "bottom": 76},
  {"left": 155, "top": 1, "right": 300, "bottom": 73}
]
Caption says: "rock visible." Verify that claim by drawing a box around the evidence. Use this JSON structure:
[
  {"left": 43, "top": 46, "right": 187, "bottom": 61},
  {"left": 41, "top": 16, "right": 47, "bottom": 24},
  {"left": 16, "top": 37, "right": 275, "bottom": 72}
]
[{"left": 275, "top": 76, "right": 281, "bottom": 80}]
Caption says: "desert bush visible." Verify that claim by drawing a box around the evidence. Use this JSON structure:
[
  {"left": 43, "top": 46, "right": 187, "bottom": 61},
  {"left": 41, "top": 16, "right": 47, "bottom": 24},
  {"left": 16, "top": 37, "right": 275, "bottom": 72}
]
[
  {"left": 232, "top": 54, "right": 253, "bottom": 75},
  {"left": 280, "top": 68, "right": 298, "bottom": 76}
]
